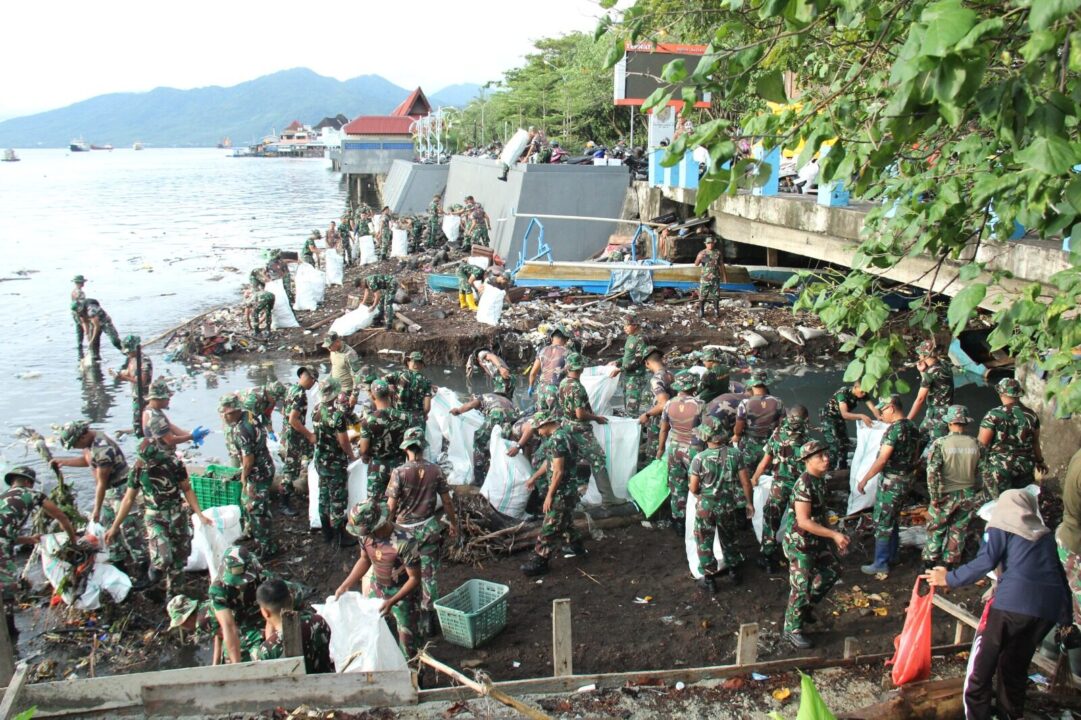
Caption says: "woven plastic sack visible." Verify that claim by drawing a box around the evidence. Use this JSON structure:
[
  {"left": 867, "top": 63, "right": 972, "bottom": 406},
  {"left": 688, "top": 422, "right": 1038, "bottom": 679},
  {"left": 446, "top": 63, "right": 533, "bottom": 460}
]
[
  {"left": 580, "top": 366, "right": 620, "bottom": 416},
  {"left": 847, "top": 420, "right": 889, "bottom": 514},
  {"left": 185, "top": 505, "right": 242, "bottom": 578},
  {"left": 313, "top": 592, "right": 409, "bottom": 672},
  {"left": 325, "top": 249, "right": 344, "bottom": 286},
  {"left": 889, "top": 578, "right": 934, "bottom": 686},
  {"left": 480, "top": 427, "right": 533, "bottom": 519},
  {"left": 442, "top": 215, "right": 461, "bottom": 243},
  {"left": 429, "top": 387, "right": 484, "bottom": 484},
  {"left": 476, "top": 284, "right": 505, "bottom": 327},
  {"left": 329, "top": 305, "right": 375, "bottom": 337},
  {"left": 39, "top": 533, "right": 131, "bottom": 609},
  {"left": 307, "top": 459, "right": 369, "bottom": 529},
  {"left": 390, "top": 229, "right": 409, "bottom": 258},
  {"left": 266, "top": 278, "right": 299, "bottom": 329},
  {"left": 358, "top": 235, "right": 377, "bottom": 265},
  {"left": 293, "top": 262, "right": 325, "bottom": 311},
  {"left": 500, "top": 128, "right": 530, "bottom": 167},
  {"left": 582, "top": 416, "right": 640, "bottom": 505},
  {"left": 685, "top": 490, "right": 726, "bottom": 579},
  {"left": 627, "top": 458, "right": 670, "bottom": 518}
]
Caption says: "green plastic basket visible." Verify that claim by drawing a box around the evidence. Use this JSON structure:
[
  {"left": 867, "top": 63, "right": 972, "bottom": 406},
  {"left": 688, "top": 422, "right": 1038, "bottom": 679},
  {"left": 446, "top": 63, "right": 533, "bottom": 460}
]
[
  {"left": 206, "top": 464, "right": 241, "bottom": 480},
  {"left": 435, "top": 579, "right": 509, "bottom": 649},
  {"left": 191, "top": 473, "right": 242, "bottom": 510}
]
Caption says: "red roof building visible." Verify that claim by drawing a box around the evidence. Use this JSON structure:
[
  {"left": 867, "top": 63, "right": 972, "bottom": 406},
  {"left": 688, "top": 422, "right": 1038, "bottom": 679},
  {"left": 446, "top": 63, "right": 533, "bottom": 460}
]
[
  {"left": 341, "top": 115, "right": 415, "bottom": 136},
  {"left": 340, "top": 87, "right": 431, "bottom": 175},
  {"left": 390, "top": 87, "right": 432, "bottom": 118}
]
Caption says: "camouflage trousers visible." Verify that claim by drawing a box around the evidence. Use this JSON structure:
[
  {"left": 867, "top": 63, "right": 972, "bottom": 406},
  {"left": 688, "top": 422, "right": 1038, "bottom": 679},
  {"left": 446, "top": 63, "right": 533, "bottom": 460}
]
[
  {"left": 0, "top": 553, "right": 18, "bottom": 602},
  {"left": 739, "top": 435, "right": 768, "bottom": 474},
  {"left": 426, "top": 218, "right": 441, "bottom": 248},
  {"left": 919, "top": 406, "right": 949, "bottom": 448},
  {"left": 316, "top": 465, "right": 349, "bottom": 530},
  {"left": 282, "top": 273, "right": 295, "bottom": 305},
  {"left": 821, "top": 422, "right": 850, "bottom": 470},
  {"left": 621, "top": 373, "right": 649, "bottom": 417},
  {"left": 783, "top": 538, "right": 841, "bottom": 633},
  {"left": 144, "top": 502, "right": 191, "bottom": 583},
  {"left": 401, "top": 517, "right": 444, "bottom": 612},
  {"left": 642, "top": 415, "right": 662, "bottom": 468},
  {"left": 568, "top": 423, "right": 617, "bottom": 504},
  {"left": 699, "top": 280, "right": 720, "bottom": 301},
  {"left": 243, "top": 476, "right": 277, "bottom": 558},
  {"left": 695, "top": 495, "right": 742, "bottom": 575},
  {"left": 279, "top": 435, "right": 313, "bottom": 499},
  {"left": 760, "top": 475, "right": 796, "bottom": 558},
  {"left": 471, "top": 226, "right": 489, "bottom": 248},
  {"left": 251, "top": 291, "right": 275, "bottom": 333},
  {"left": 872, "top": 470, "right": 914, "bottom": 542},
  {"left": 923, "top": 487, "right": 979, "bottom": 566},
  {"left": 130, "top": 396, "right": 144, "bottom": 439},
  {"left": 535, "top": 383, "right": 559, "bottom": 414},
  {"left": 667, "top": 442, "right": 693, "bottom": 522},
  {"left": 492, "top": 374, "right": 516, "bottom": 399},
  {"left": 472, "top": 417, "right": 514, "bottom": 486},
  {"left": 980, "top": 454, "right": 1035, "bottom": 499},
  {"left": 89, "top": 319, "right": 123, "bottom": 358},
  {"left": 372, "top": 580, "right": 419, "bottom": 658},
  {"left": 101, "top": 486, "right": 148, "bottom": 567},
  {"left": 1057, "top": 541, "right": 1081, "bottom": 627},
  {"left": 375, "top": 295, "right": 394, "bottom": 329},
  {"left": 535, "top": 492, "right": 581, "bottom": 559},
  {"left": 367, "top": 457, "right": 399, "bottom": 502},
  {"left": 378, "top": 233, "right": 391, "bottom": 261}
]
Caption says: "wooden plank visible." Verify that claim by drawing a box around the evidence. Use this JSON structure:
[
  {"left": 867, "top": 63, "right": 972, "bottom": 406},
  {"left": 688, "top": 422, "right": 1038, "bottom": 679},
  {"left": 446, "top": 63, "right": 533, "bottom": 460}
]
[
  {"left": 0, "top": 599, "right": 13, "bottom": 688},
  {"left": 0, "top": 664, "right": 28, "bottom": 720},
  {"left": 281, "top": 610, "right": 303, "bottom": 660},
  {"left": 931, "top": 594, "right": 1060, "bottom": 677},
  {"left": 844, "top": 637, "right": 860, "bottom": 659},
  {"left": 418, "top": 653, "right": 549, "bottom": 720},
  {"left": 953, "top": 619, "right": 968, "bottom": 645},
  {"left": 20, "top": 657, "right": 304, "bottom": 717},
  {"left": 141, "top": 671, "right": 416, "bottom": 717},
  {"left": 552, "top": 599, "right": 573, "bottom": 677},
  {"left": 736, "top": 623, "right": 758, "bottom": 666}
]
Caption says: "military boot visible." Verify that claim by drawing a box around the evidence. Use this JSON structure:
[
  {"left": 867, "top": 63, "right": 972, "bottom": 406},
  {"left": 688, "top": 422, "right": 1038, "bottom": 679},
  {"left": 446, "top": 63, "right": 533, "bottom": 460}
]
[
  {"left": 458, "top": 292, "right": 468, "bottom": 309},
  {"left": 278, "top": 495, "right": 298, "bottom": 518},
  {"left": 786, "top": 631, "right": 814, "bottom": 649},
  {"left": 520, "top": 553, "right": 549, "bottom": 577},
  {"left": 319, "top": 515, "right": 334, "bottom": 544},
  {"left": 861, "top": 539, "right": 892, "bottom": 576},
  {"left": 465, "top": 293, "right": 479, "bottom": 311}
]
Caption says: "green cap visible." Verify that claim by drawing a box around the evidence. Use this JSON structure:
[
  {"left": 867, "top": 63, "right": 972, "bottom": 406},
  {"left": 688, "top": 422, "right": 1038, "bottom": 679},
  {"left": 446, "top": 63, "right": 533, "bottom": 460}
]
[
  {"left": 167, "top": 595, "right": 199, "bottom": 629},
  {"left": 242, "top": 391, "right": 262, "bottom": 412},
  {"left": 407, "top": 351, "right": 425, "bottom": 363},
  {"left": 875, "top": 396, "right": 896, "bottom": 412},
  {"left": 219, "top": 394, "right": 242, "bottom": 413},
  {"left": 221, "top": 546, "right": 258, "bottom": 586},
  {"left": 120, "top": 334, "right": 141, "bottom": 353},
  {"left": 400, "top": 427, "right": 426, "bottom": 450},
  {"left": 916, "top": 340, "right": 936, "bottom": 357},
  {"left": 264, "top": 380, "right": 287, "bottom": 403},
  {"left": 356, "top": 364, "right": 379, "bottom": 384},
  {"left": 671, "top": 372, "right": 697, "bottom": 393},
  {"left": 532, "top": 410, "right": 560, "bottom": 427},
  {"left": 347, "top": 500, "right": 390, "bottom": 538},
  {"left": 72, "top": 275, "right": 86, "bottom": 284},
  {"left": 748, "top": 370, "right": 769, "bottom": 387},
  {"left": 643, "top": 345, "right": 662, "bottom": 362},
  {"left": 943, "top": 404, "right": 972, "bottom": 424},
  {"left": 694, "top": 417, "right": 728, "bottom": 443},
  {"left": 798, "top": 440, "right": 829, "bottom": 462},
  {"left": 320, "top": 377, "right": 342, "bottom": 398},
  {"left": 4, "top": 465, "right": 36, "bottom": 486},
  {"left": 146, "top": 378, "right": 173, "bottom": 400},
  {"left": 369, "top": 378, "right": 391, "bottom": 396},
  {"left": 996, "top": 377, "right": 1022, "bottom": 398},
  {"left": 549, "top": 323, "right": 569, "bottom": 339},
  {"left": 565, "top": 352, "right": 585, "bottom": 371},
  {"left": 702, "top": 347, "right": 723, "bottom": 362},
  {"left": 59, "top": 420, "right": 90, "bottom": 449}
]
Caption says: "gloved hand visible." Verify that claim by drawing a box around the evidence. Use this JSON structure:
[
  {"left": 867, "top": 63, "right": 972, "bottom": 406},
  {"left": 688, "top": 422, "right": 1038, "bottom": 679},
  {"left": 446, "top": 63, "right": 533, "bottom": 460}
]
[
  {"left": 191, "top": 426, "right": 210, "bottom": 446},
  {"left": 268, "top": 430, "right": 278, "bottom": 442},
  {"left": 527, "top": 385, "right": 534, "bottom": 398}
]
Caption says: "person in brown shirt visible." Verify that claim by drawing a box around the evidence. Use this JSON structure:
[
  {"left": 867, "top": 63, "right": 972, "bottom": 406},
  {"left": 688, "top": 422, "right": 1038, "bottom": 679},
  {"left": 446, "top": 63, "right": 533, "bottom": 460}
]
[{"left": 657, "top": 372, "right": 705, "bottom": 532}]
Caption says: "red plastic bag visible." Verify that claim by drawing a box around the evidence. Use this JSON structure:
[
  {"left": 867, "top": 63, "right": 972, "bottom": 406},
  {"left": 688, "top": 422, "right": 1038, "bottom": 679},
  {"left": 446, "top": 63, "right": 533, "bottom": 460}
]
[{"left": 888, "top": 578, "right": 934, "bottom": 686}]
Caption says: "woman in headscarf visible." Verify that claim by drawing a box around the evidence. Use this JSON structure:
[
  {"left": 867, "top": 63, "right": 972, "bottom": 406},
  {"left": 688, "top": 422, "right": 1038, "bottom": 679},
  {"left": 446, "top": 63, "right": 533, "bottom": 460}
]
[
  {"left": 924, "top": 489, "right": 1071, "bottom": 720},
  {"left": 1057, "top": 448, "right": 1081, "bottom": 625}
]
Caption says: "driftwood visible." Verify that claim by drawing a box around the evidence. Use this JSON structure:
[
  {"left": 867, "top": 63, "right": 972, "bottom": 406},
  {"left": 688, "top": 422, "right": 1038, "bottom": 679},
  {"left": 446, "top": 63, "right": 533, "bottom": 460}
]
[
  {"left": 839, "top": 677, "right": 964, "bottom": 720},
  {"left": 142, "top": 303, "right": 229, "bottom": 347}
]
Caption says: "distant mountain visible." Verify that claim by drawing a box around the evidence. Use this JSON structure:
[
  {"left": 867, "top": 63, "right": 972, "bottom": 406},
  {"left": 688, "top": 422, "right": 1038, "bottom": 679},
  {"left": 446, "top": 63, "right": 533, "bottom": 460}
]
[
  {"left": 430, "top": 83, "right": 483, "bottom": 109},
  {"left": 0, "top": 68, "right": 478, "bottom": 148}
]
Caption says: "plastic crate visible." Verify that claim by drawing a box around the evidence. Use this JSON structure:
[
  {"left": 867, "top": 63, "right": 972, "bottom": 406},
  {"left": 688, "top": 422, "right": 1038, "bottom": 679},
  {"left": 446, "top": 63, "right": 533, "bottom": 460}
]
[
  {"left": 191, "top": 474, "right": 242, "bottom": 510},
  {"left": 434, "top": 579, "right": 509, "bottom": 649},
  {"left": 206, "top": 464, "right": 241, "bottom": 480}
]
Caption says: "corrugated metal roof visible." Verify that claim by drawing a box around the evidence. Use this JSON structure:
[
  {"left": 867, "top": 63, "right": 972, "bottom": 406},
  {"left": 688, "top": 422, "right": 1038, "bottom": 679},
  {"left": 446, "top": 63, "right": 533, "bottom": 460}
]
[{"left": 342, "top": 116, "right": 415, "bottom": 135}]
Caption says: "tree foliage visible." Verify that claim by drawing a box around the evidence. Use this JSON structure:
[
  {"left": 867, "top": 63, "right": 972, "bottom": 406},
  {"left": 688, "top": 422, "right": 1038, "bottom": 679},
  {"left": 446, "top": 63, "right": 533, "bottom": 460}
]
[{"left": 600, "top": 0, "right": 1081, "bottom": 413}]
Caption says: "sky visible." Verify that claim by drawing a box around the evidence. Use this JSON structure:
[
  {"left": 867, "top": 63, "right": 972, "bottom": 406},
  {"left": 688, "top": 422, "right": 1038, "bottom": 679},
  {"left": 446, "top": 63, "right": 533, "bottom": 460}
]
[{"left": 0, "top": 0, "right": 606, "bottom": 120}]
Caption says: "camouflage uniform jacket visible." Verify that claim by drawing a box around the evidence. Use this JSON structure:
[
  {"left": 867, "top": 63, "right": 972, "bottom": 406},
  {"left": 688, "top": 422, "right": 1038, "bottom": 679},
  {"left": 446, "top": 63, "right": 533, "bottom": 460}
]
[
  {"left": 232, "top": 417, "right": 275, "bottom": 482},
  {"left": 365, "top": 274, "right": 396, "bottom": 293},
  {"left": 360, "top": 407, "right": 410, "bottom": 461},
  {"left": 538, "top": 426, "right": 579, "bottom": 498},
  {"left": 783, "top": 471, "right": 831, "bottom": 549},
  {"left": 649, "top": 369, "right": 674, "bottom": 406},
  {"left": 820, "top": 386, "right": 860, "bottom": 430},
  {"left": 209, "top": 573, "right": 269, "bottom": 630},
  {"left": 557, "top": 377, "right": 596, "bottom": 430},
  {"left": 89, "top": 432, "right": 130, "bottom": 488},
  {"left": 477, "top": 393, "right": 516, "bottom": 424},
  {"left": 386, "top": 369, "right": 432, "bottom": 416},
  {"left": 0, "top": 487, "right": 46, "bottom": 555},
  {"left": 662, "top": 395, "right": 705, "bottom": 445},
  {"left": 190, "top": 600, "right": 222, "bottom": 640},
  {"left": 619, "top": 334, "right": 649, "bottom": 378},
  {"left": 427, "top": 199, "right": 442, "bottom": 218},
  {"left": 694, "top": 248, "right": 723, "bottom": 284},
  {"left": 301, "top": 237, "right": 318, "bottom": 265},
  {"left": 356, "top": 219, "right": 372, "bottom": 237},
  {"left": 980, "top": 403, "right": 1040, "bottom": 459},
  {"left": 882, "top": 418, "right": 920, "bottom": 473},
  {"left": 920, "top": 363, "right": 955, "bottom": 413},
  {"left": 362, "top": 527, "right": 420, "bottom": 587},
  {"left": 312, "top": 402, "right": 350, "bottom": 472},
  {"left": 762, "top": 422, "right": 807, "bottom": 482},
  {"left": 707, "top": 392, "right": 748, "bottom": 433},
  {"left": 736, "top": 394, "right": 785, "bottom": 439},
  {"left": 282, "top": 384, "right": 311, "bottom": 447},
  {"left": 255, "top": 612, "right": 333, "bottom": 674},
  {"left": 387, "top": 460, "right": 449, "bottom": 524},
  {"left": 696, "top": 366, "right": 730, "bottom": 403},
  {"left": 689, "top": 445, "right": 743, "bottom": 505}
]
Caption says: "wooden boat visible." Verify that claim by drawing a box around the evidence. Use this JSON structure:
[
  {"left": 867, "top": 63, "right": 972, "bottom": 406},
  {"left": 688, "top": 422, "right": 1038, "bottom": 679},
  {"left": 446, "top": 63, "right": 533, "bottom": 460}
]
[{"left": 512, "top": 260, "right": 756, "bottom": 294}]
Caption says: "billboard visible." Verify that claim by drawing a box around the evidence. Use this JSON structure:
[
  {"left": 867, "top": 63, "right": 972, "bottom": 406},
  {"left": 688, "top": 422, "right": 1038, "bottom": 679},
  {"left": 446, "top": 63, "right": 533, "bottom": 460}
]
[{"left": 614, "top": 43, "right": 712, "bottom": 108}]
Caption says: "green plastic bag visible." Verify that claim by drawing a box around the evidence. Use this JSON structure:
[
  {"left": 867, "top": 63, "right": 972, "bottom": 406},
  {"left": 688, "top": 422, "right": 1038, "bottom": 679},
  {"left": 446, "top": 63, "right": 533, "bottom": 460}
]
[
  {"left": 627, "top": 457, "right": 670, "bottom": 518},
  {"left": 767, "top": 672, "right": 836, "bottom": 720}
]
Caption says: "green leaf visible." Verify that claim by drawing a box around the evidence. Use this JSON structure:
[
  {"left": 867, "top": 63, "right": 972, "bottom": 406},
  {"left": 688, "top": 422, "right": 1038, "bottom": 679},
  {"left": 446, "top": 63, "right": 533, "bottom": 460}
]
[
  {"left": 954, "top": 17, "right": 1005, "bottom": 52},
  {"left": 919, "top": 0, "right": 977, "bottom": 57},
  {"left": 958, "top": 263, "right": 983, "bottom": 282},
  {"left": 662, "top": 59, "right": 688, "bottom": 83},
  {"left": 1015, "top": 135, "right": 1077, "bottom": 175},
  {"left": 865, "top": 349, "right": 890, "bottom": 385},
  {"left": 604, "top": 36, "right": 625, "bottom": 69},
  {"left": 1070, "top": 31, "right": 1081, "bottom": 71},
  {"left": 755, "top": 69, "right": 788, "bottom": 103},
  {"left": 1021, "top": 30, "right": 1058, "bottom": 62},
  {"left": 895, "top": 378, "right": 912, "bottom": 394},
  {"left": 1029, "top": 0, "right": 1081, "bottom": 31},
  {"left": 947, "top": 284, "right": 987, "bottom": 335},
  {"left": 843, "top": 359, "right": 865, "bottom": 382},
  {"left": 593, "top": 15, "right": 612, "bottom": 42}
]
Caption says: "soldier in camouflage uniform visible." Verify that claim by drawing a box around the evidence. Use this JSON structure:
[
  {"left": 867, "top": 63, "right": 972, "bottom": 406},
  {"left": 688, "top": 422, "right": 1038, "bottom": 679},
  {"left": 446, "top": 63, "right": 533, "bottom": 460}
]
[
  {"left": 324, "top": 331, "right": 363, "bottom": 396},
  {"left": 280, "top": 367, "right": 319, "bottom": 513},
  {"left": 689, "top": 418, "right": 751, "bottom": 591},
  {"left": 456, "top": 263, "right": 486, "bottom": 310},
  {"left": 923, "top": 405, "right": 981, "bottom": 568},
  {"left": 312, "top": 378, "right": 357, "bottom": 547},
  {"left": 451, "top": 391, "right": 518, "bottom": 485},
  {"left": 693, "top": 236, "right": 724, "bottom": 318},
  {"left": 559, "top": 353, "right": 628, "bottom": 513},
  {"left": 253, "top": 579, "right": 334, "bottom": 673},
  {"left": 265, "top": 250, "right": 295, "bottom": 305},
  {"left": 387, "top": 428, "right": 460, "bottom": 637},
  {"left": 386, "top": 351, "right": 433, "bottom": 429},
  {"left": 857, "top": 395, "right": 920, "bottom": 576},
  {"left": 209, "top": 546, "right": 285, "bottom": 664},
  {"left": 657, "top": 372, "right": 705, "bottom": 530},
  {"left": 521, "top": 411, "right": 584, "bottom": 577},
  {"left": 71, "top": 274, "right": 87, "bottom": 358},
  {"left": 639, "top": 347, "right": 673, "bottom": 466},
  {"left": 734, "top": 371, "right": 785, "bottom": 474},
  {"left": 359, "top": 380, "right": 411, "bottom": 500},
  {"left": 355, "top": 208, "right": 373, "bottom": 244},
  {"left": 426, "top": 194, "right": 443, "bottom": 248},
  {"left": 107, "top": 379, "right": 211, "bottom": 591},
  {"left": 782, "top": 441, "right": 851, "bottom": 649},
  {"left": 750, "top": 406, "right": 811, "bottom": 572},
  {"left": 221, "top": 395, "right": 278, "bottom": 559},
  {"left": 79, "top": 298, "right": 124, "bottom": 359},
  {"left": 339, "top": 501, "right": 422, "bottom": 658},
  {"left": 464, "top": 196, "right": 490, "bottom": 249},
  {"left": 908, "top": 341, "right": 955, "bottom": 447},
  {"left": 361, "top": 274, "right": 399, "bottom": 329},
  {"left": 609, "top": 315, "right": 651, "bottom": 417},
  {"left": 978, "top": 377, "right": 1047, "bottom": 498},
  {"left": 529, "top": 325, "right": 570, "bottom": 413},
  {"left": 55, "top": 421, "right": 147, "bottom": 572},
  {"left": 167, "top": 594, "right": 231, "bottom": 664},
  {"left": 818, "top": 381, "right": 877, "bottom": 471},
  {"left": 696, "top": 347, "right": 731, "bottom": 403},
  {"left": 377, "top": 208, "right": 393, "bottom": 261},
  {"left": 245, "top": 270, "right": 275, "bottom": 336},
  {"left": 111, "top": 334, "right": 153, "bottom": 438},
  {"left": 471, "top": 349, "right": 516, "bottom": 398},
  {"left": 300, "top": 230, "right": 321, "bottom": 266},
  {"left": 243, "top": 380, "right": 288, "bottom": 435}
]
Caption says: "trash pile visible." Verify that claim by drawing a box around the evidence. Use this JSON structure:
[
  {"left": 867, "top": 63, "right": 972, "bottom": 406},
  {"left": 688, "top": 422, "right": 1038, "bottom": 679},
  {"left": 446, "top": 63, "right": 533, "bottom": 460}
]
[
  {"left": 832, "top": 585, "right": 893, "bottom": 619},
  {"left": 443, "top": 493, "right": 529, "bottom": 567}
]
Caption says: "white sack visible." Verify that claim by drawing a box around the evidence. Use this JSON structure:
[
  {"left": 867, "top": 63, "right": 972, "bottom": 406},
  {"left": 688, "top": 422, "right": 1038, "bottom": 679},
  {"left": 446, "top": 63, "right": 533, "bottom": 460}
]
[
  {"left": 325, "top": 249, "right": 345, "bottom": 286},
  {"left": 358, "top": 235, "right": 377, "bottom": 265},
  {"left": 372, "top": 214, "right": 384, "bottom": 235},
  {"left": 266, "top": 278, "right": 300, "bottom": 329},
  {"left": 308, "top": 459, "right": 370, "bottom": 529},
  {"left": 581, "top": 366, "right": 620, "bottom": 416},
  {"left": 475, "top": 284, "right": 505, "bottom": 327},
  {"left": 313, "top": 592, "right": 409, "bottom": 672},
  {"left": 391, "top": 229, "right": 409, "bottom": 258},
  {"left": 293, "top": 262, "right": 326, "bottom": 312},
  {"left": 185, "top": 505, "right": 243, "bottom": 579},
  {"left": 329, "top": 306, "right": 376, "bottom": 337},
  {"left": 751, "top": 475, "right": 789, "bottom": 544},
  {"left": 480, "top": 427, "right": 533, "bottom": 519},
  {"left": 467, "top": 256, "right": 490, "bottom": 270},
  {"left": 582, "top": 416, "right": 640, "bottom": 505},
  {"left": 425, "top": 392, "right": 450, "bottom": 463},
  {"left": 40, "top": 533, "right": 131, "bottom": 609},
  {"left": 847, "top": 420, "right": 890, "bottom": 515},
  {"left": 442, "top": 215, "right": 461, "bottom": 243},
  {"left": 429, "top": 387, "right": 484, "bottom": 484},
  {"left": 684, "top": 492, "right": 726, "bottom": 579},
  {"left": 500, "top": 128, "right": 531, "bottom": 167}
]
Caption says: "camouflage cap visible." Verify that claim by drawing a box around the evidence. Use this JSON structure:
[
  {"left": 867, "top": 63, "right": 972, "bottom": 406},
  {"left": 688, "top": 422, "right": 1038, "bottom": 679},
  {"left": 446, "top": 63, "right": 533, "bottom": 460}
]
[
  {"left": 59, "top": 420, "right": 91, "bottom": 449},
  {"left": 671, "top": 372, "right": 698, "bottom": 393},
  {"left": 747, "top": 370, "right": 769, "bottom": 387},
  {"left": 532, "top": 410, "right": 560, "bottom": 427},
  {"left": 916, "top": 340, "right": 936, "bottom": 357},
  {"left": 369, "top": 378, "right": 391, "bottom": 397},
  {"left": 548, "top": 323, "right": 569, "bottom": 339},
  {"left": 322, "top": 331, "right": 341, "bottom": 349},
  {"left": 400, "top": 426, "right": 426, "bottom": 450},
  {"left": 996, "top": 377, "right": 1023, "bottom": 398},
  {"left": 241, "top": 391, "right": 262, "bottom": 412},
  {"left": 221, "top": 546, "right": 257, "bottom": 586},
  {"left": 310, "top": 229, "right": 322, "bottom": 238},
  {"left": 694, "top": 417, "right": 728, "bottom": 443},
  {"left": 609, "top": 250, "right": 625, "bottom": 261},
  {"left": 120, "top": 334, "right": 141, "bottom": 353},
  {"left": 3, "top": 465, "right": 36, "bottom": 486},
  {"left": 264, "top": 380, "right": 288, "bottom": 402},
  {"left": 167, "top": 594, "right": 199, "bottom": 629},
  {"left": 356, "top": 364, "right": 379, "bottom": 384},
  {"left": 407, "top": 351, "right": 425, "bottom": 363},
  {"left": 219, "top": 394, "right": 242, "bottom": 413},
  {"left": 347, "top": 500, "right": 390, "bottom": 538},
  {"left": 297, "top": 365, "right": 319, "bottom": 380},
  {"left": 565, "top": 352, "right": 585, "bottom": 371},
  {"left": 702, "top": 347, "right": 723, "bottom": 362},
  {"left": 943, "top": 404, "right": 972, "bottom": 424},
  {"left": 622, "top": 313, "right": 640, "bottom": 327},
  {"left": 798, "top": 440, "right": 830, "bottom": 462},
  {"left": 703, "top": 235, "right": 717, "bottom": 244},
  {"left": 320, "top": 377, "right": 342, "bottom": 398},
  {"left": 72, "top": 275, "right": 86, "bottom": 284},
  {"left": 643, "top": 345, "right": 662, "bottom": 362},
  {"left": 146, "top": 378, "right": 173, "bottom": 400}
]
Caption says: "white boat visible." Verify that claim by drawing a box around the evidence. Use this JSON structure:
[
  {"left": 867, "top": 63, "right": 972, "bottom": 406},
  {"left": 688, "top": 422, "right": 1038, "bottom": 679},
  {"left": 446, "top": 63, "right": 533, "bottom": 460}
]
[
  {"left": 69, "top": 138, "right": 90, "bottom": 152},
  {"left": 132, "top": 141, "right": 144, "bottom": 151},
  {"left": 1, "top": 149, "right": 19, "bottom": 162}
]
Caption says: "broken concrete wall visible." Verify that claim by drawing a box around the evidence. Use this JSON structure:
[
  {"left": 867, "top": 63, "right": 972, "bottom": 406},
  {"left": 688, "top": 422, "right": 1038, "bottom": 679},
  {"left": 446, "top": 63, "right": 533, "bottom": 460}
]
[{"left": 1018, "top": 364, "right": 1081, "bottom": 484}]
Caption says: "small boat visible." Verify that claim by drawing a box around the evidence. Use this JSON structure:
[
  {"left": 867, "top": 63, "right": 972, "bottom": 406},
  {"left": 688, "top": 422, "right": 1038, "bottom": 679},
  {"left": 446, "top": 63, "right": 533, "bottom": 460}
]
[
  {"left": 1, "top": 149, "right": 19, "bottom": 162},
  {"left": 69, "top": 138, "right": 90, "bottom": 152},
  {"left": 427, "top": 274, "right": 459, "bottom": 292},
  {"left": 512, "top": 260, "right": 757, "bottom": 294},
  {"left": 132, "top": 141, "right": 144, "bottom": 151}
]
